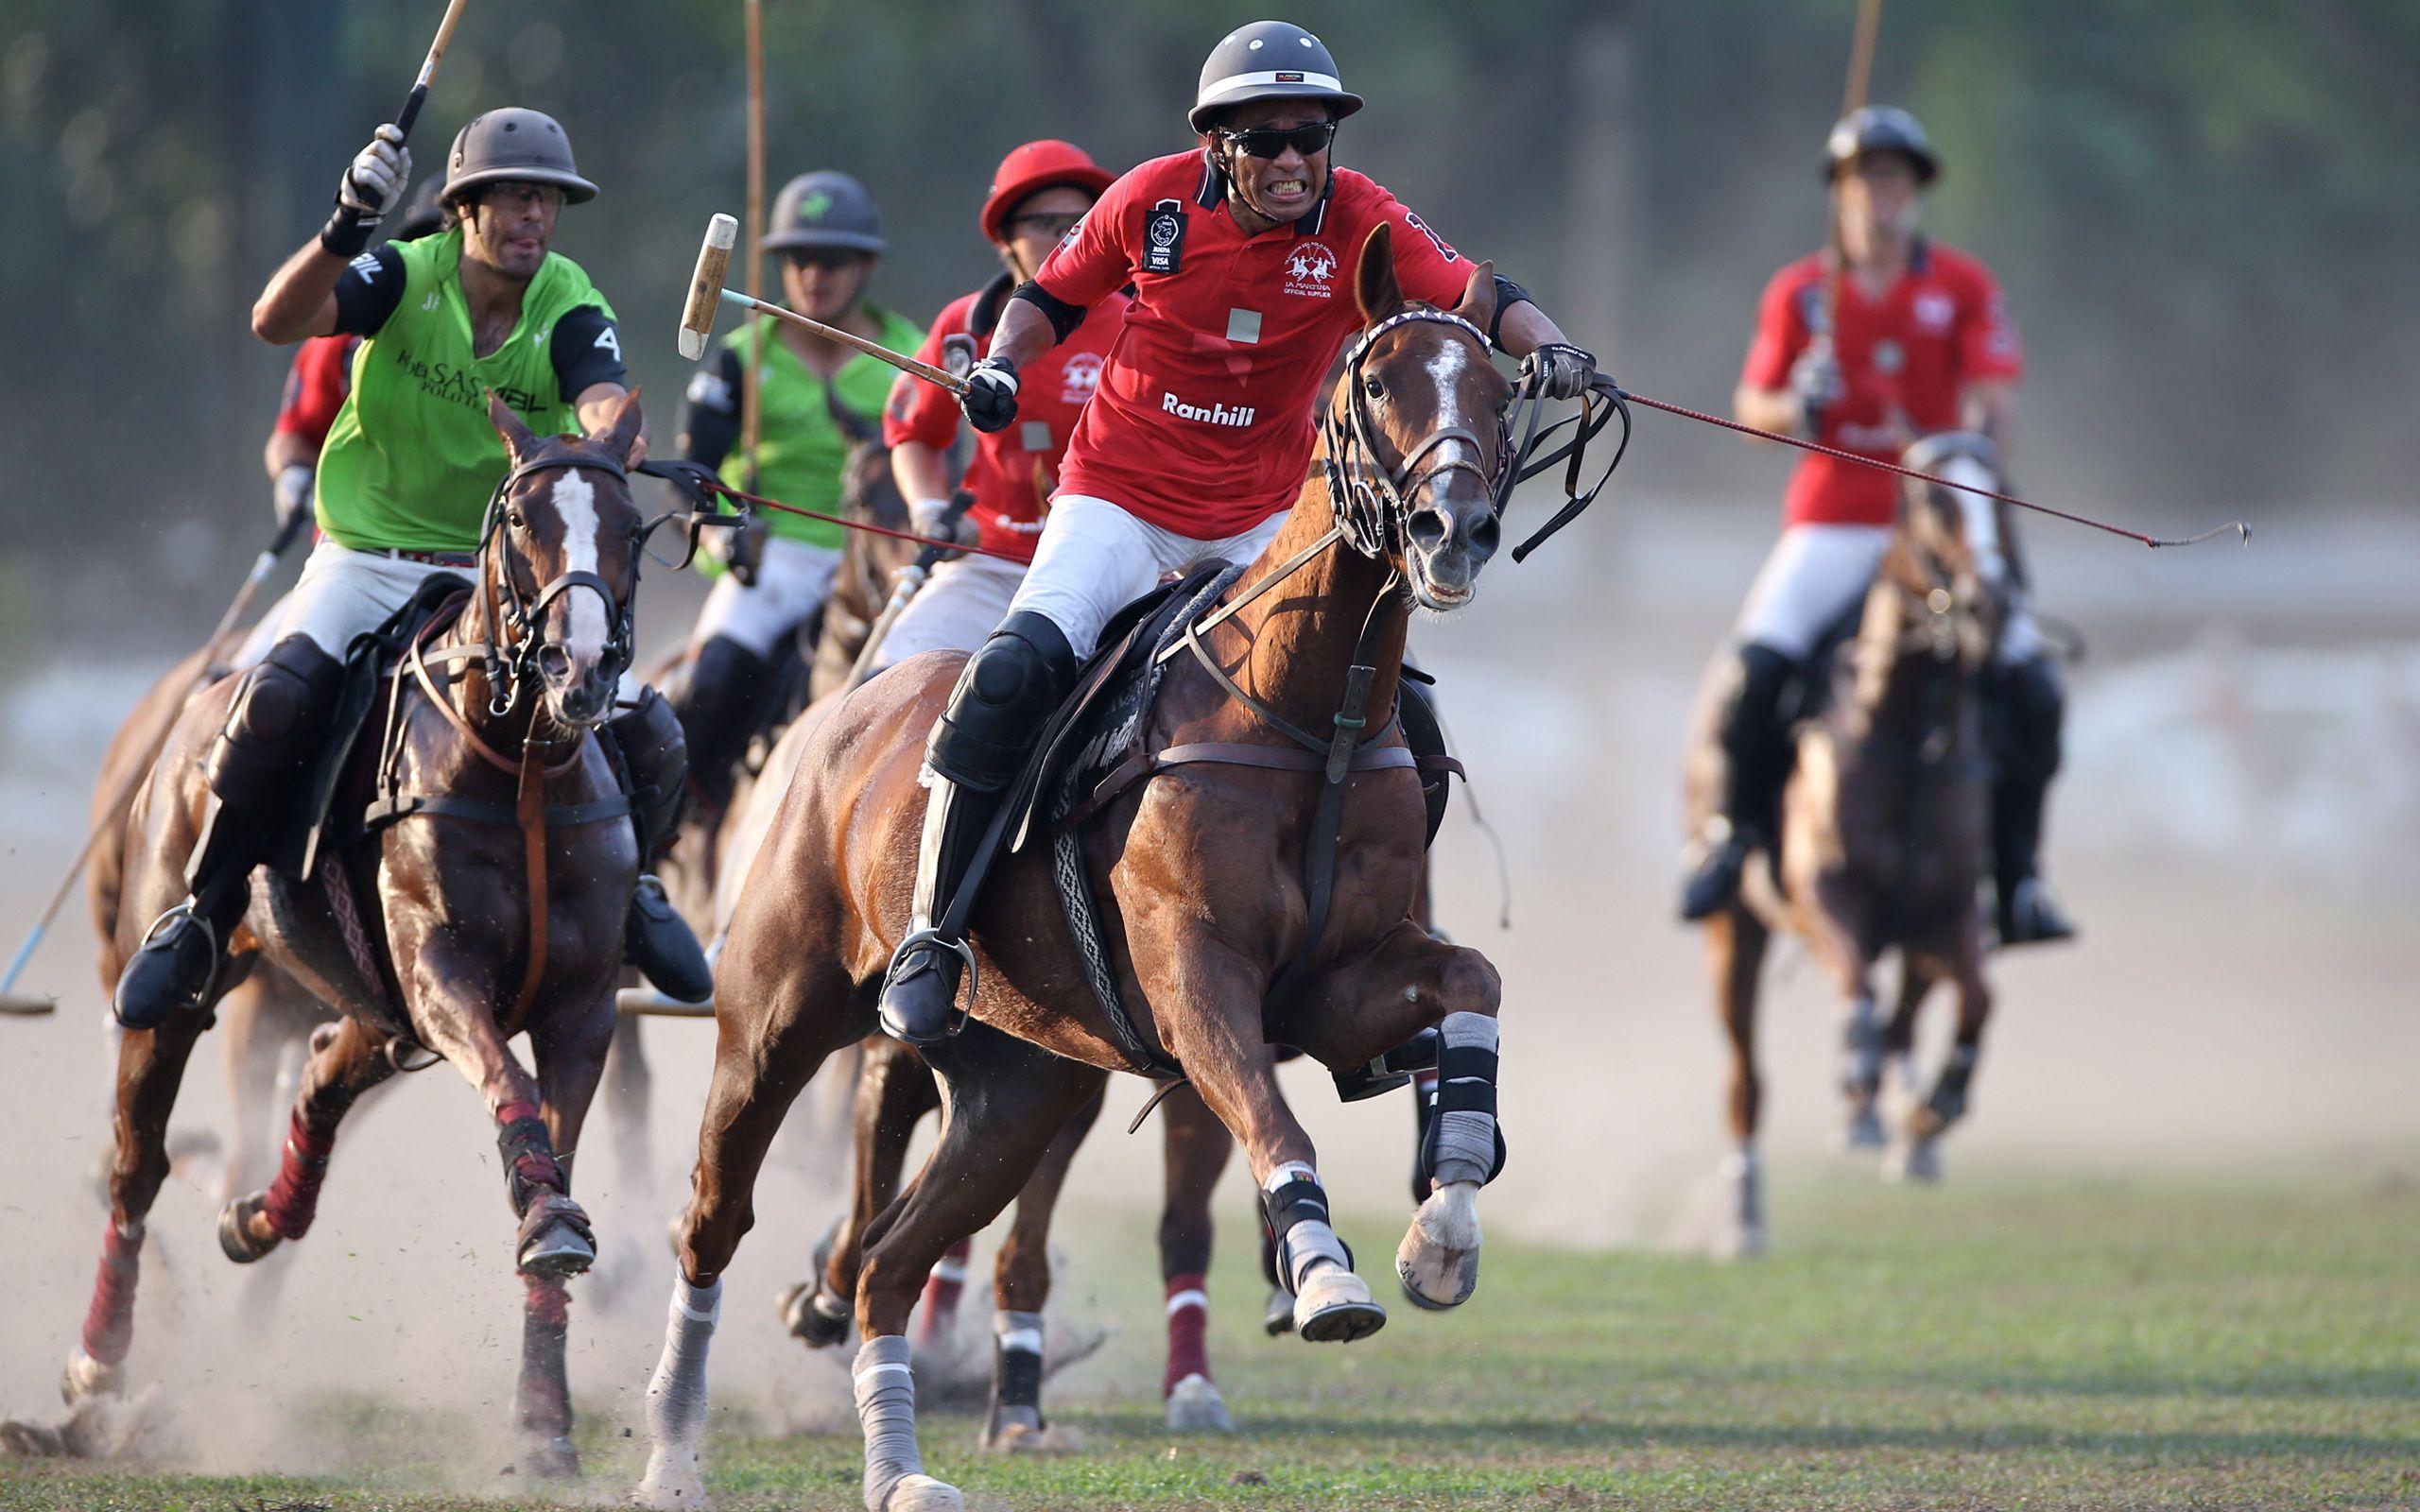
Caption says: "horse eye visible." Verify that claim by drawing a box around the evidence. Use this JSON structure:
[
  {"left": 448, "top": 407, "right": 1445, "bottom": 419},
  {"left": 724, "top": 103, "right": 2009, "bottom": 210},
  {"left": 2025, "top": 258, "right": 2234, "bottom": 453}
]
[
  {"left": 1363, "top": 377, "right": 1384, "bottom": 400},
  {"left": 506, "top": 509, "right": 527, "bottom": 530}
]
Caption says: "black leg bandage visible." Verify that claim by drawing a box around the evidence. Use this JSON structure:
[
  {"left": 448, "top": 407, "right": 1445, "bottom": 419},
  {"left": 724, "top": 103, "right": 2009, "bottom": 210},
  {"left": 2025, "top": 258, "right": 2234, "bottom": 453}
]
[
  {"left": 1259, "top": 1165, "right": 1352, "bottom": 1297},
  {"left": 1419, "top": 1011, "right": 1507, "bottom": 1188}
]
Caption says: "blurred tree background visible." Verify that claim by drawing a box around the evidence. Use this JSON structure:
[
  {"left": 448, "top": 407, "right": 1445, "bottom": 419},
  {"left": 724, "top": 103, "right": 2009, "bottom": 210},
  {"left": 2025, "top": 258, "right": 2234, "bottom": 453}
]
[{"left": 1, "top": 0, "right": 2413, "bottom": 657}]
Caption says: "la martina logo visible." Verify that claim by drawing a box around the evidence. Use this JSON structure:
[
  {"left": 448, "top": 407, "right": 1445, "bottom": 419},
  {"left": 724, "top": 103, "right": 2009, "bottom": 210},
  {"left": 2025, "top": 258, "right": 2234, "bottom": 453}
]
[
  {"left": 388, "top": 341, "right": 540, "bottom": 416},
  {"left": 1283, "top": 241, "right": 1337, "bottom": 298}
]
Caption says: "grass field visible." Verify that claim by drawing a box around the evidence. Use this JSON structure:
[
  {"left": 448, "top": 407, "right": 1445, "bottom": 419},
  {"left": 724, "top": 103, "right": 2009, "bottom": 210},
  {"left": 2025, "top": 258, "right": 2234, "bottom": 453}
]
[{"left": 4, "top": 1166, "right": 2415, "bottom": 1511}]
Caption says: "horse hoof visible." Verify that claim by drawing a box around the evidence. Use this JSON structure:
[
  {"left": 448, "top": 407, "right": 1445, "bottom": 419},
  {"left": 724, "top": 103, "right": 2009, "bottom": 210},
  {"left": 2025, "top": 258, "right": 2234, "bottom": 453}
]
[
  {"left": 1165, "top": 1373, "right": 1234, "bottom": 1434},
  {"left": 1395, "top": 1181, "right": 1481, "bottom": 1311},
  {"left": 1836, "top": 1103, "right": 1887, "bottom": 1151},
  {"left": 515, "top": 1433, "right": 580, "bottom": 1479},
  {"left": 60, "top": 1351, "right": 120, "bottom": 1407},
  {"left": 217, "top": 1194, "right": 281, "bottom": 1264},
  {"left": 779, "top": 1282, "right": 851, "bottom": 1348},
  {"left": 634, "top": 1446, "right": 712, "bottom": 1509},
  {"left": 1885, "top": 1138, "right": 1942, "bottom": 1184},
  {"left": 884, "top": 1471, "right": 966, "bottom": 1511},
  {"left": 1260, "top": 1286, "right": 1294, "bottom": 1337},
  {"left": 517, "top": 1218, "right": 596, "bottom": 1279},
  {"left": 981, "top": 1415, "right": 1080, "bottom": 1454},
  {"left": 1292, "top": 1266, "right": 1387, "bottom": 1344}
]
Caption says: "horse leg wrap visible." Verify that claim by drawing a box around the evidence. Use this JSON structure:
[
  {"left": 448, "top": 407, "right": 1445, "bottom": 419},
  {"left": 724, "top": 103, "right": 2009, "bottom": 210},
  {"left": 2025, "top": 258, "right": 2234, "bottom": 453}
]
[
  {"left": 498, "top": 1102, "right": 593, "bottom": 1277},
  {"left": 854, "top": 1334, "right": 929, "bottom": 1509},
  {"left": 1841, "top": 997, "right": 1883, "bottom": 1095},
  {"left": 1925, "top": 1045, "right": 1979, "bottom": 1131},
  {"left": 260, "top": 1109, "right": 337, "bottom": 1241},
  {"left": 640, "top": 1272, "right": 720, "bottom": 1503},
  {"left": 1421, "top": 1012, "right": 1506, "bottom": 1189},
  {"left": 518, "top": 1274, "right": 574, "bottom": 1441},
  {"left": 1163, "top": 1273, "right": 1210, "bottom": 1397},
  {"left": 987, "top": 1310, "right": 1046, "bottom": 1438},
  {"left": 79, "top": 1221, "right": 145, "bottom": 1367},
  {"left": 1260, "top": 1163, "right": 1350, "bottom": 1296},
  {"left": 496, "top": 1103, "right": 567, "bottom": 1212},
  {"left": 913, "top": 1241, "right": 972, "bottom": 1349}
]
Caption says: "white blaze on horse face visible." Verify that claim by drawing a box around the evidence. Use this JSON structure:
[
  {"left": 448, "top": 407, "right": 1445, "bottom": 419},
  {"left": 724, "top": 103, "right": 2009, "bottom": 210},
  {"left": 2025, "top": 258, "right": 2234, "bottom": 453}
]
[
  {"left": 546, "top": 469, "right": 613, "bottom": 672},
  {"left": 1937, "top": 455, "right": 2007, "bottom": 585},
  {"left": 1422, "top": 338, "right": 1474, "bottom": 472}
]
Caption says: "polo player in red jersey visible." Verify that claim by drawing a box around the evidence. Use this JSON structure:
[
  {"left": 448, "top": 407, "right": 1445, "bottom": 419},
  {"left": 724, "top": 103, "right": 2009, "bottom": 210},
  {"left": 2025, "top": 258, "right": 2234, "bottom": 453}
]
[
  {"left": 875, "top": 19, "right": 1599, "bottom": 1045},
  {"left": 1681, "top": 106, "right": 2076, "bottom": 946},
  {"left": 875, "top": 139, "right": 1124, "bottom": 670}
]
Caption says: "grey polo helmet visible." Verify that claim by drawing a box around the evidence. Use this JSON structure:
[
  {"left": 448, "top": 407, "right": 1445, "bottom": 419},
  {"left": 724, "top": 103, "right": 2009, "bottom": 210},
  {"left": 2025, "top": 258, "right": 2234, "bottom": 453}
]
[
  {"left": 1188, "top": 20, "right": 1364, "bottom": 132},
  {"left": 441, "top": 108, "right": 597, "bottom": 205},
  {"left": 1824, "top": 105, "right": 1940, "bottom": 184},
  {"left": 764, "top": 170, "right": 888, "bottom": 254}
]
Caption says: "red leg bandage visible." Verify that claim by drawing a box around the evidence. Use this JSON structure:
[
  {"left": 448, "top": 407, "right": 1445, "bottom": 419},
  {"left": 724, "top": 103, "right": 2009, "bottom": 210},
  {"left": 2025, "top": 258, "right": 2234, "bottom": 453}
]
[
  {"left": 260, "top": 1110, "right": 337, "bottom": 1241},
  {"left": 80, "top": 1223, "right": 144, "bottom": 1366},
  {"left": 1164, "top": 1270, "right": 1210, "bottom": 1397}
]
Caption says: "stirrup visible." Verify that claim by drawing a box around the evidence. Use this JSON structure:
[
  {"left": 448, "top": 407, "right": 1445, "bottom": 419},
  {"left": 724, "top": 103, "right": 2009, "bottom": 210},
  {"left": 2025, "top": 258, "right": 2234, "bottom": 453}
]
[
  {"left": 880, "top": 927, "right": 979, "bottom": 1043},
  {"left": 113, "top": 902, "right": 221, "bottom": 1027}
]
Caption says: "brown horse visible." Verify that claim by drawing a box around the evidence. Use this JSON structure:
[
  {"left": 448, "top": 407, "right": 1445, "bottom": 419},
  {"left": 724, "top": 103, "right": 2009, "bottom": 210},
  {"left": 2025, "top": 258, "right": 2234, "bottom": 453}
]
[
  {"left": 67, "top": 395, "right": 660, "bottom": 1475},
  {"left": 636, "top": 227, "right": 1515, "bottom": 1512},
  {"left": 1685, "top": 434, "right": 2014, "bottom": 1256}
]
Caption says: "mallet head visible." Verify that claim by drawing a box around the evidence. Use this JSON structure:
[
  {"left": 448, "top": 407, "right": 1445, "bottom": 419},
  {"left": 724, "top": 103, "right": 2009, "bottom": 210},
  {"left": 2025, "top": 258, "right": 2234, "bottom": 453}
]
[{"left": 679, "top": 213, "right": 738, "bottom": 360}]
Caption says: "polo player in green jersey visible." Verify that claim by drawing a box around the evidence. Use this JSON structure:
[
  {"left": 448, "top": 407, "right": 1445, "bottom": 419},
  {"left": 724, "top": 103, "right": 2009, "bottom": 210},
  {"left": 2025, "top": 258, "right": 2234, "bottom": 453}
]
[
  {"left": 669, "top": 170, "right": 925, "bottom": 816},
  {"left": 114, "top": 108, "right": 712, "bottom": 1029}
]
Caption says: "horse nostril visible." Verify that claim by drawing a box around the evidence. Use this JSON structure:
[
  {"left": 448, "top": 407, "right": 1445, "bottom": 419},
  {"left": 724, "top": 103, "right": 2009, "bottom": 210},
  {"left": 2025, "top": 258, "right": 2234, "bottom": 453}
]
[
  {"left": 536, "top": 645, "right": 573, "bottom": 685},
  {"left": 1467, "top": 513, "right": 1501, "bottom": 560},
  {"left": 1408, "top": 508, "right": 1449, "bottom": 550}
]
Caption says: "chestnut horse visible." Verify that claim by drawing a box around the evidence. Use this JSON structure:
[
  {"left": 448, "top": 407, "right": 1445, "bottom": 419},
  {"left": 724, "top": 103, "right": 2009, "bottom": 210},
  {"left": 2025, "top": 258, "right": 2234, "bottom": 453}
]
[
  {"left": 1685, "top": 435, "right": 2014, "bottom": 1256},
  {"left": 638, "top": 227, "right": 1516, "bottom": 1512},
  {"left": 68, "top": 395, "right": 659, "bottom": 1475}
]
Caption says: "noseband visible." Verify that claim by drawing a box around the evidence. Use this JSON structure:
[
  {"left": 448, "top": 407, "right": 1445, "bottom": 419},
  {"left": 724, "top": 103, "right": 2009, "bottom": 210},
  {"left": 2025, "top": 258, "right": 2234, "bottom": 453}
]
[
  {"left": 1322, "top": 309, "right": 1509, "bottom": 558},
  {"left": 476, "top": 452, "right": 640, "bottom": 718}
]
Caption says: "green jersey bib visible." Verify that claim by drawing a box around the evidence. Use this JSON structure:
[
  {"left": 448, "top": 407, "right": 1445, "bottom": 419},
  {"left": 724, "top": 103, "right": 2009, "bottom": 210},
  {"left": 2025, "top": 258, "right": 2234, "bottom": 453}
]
[
  {"left": 315, "top": 230, "right": 614, "bottom": 553},
  {"left": 717, "top": 307, "right": 925, "bottom": 549}
]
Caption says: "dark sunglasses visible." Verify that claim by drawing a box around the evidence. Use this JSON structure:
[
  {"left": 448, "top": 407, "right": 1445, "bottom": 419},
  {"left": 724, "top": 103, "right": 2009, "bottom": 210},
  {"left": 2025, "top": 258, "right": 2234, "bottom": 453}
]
[
  {"left": 1216, "top": 120, "right": 1336, "bottom": 160},
  {"left": 1008, "top": 211, "right": 1085, "bottom": 241}
]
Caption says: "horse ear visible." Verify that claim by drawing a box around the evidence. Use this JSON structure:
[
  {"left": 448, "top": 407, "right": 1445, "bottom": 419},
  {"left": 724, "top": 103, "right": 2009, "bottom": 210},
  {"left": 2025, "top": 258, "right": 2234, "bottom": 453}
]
[
  {"left": 488, "top": 390, "right": 540, "bottom": 463},
  {"left": 596, "top": 387, "right": 645, "bottom": 464},
  {"left": 823, "top": 382, "right": 878, "bottom": 448},
  {"left": 1356, "top": 222, "right": 1405, "bottom": 326},
  {"left": 1453, "top": 259, "right": 1497, "bottom": 335}
]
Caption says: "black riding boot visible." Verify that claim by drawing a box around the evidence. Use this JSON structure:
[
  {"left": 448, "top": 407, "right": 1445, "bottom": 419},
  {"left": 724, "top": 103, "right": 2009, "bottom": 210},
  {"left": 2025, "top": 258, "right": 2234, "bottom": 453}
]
[
  {"left": 879, "top": 612, "right": 1076, "bottom": 1046},
  {"left": 605, "top": 687, "right": 716, "bottom": 1003},
  {"left": 1989, "top": 656, "right": 2076, "bottom": 946},
  {"left": 1681, "top": 643, "right": 1796, "bottom": 921},
  {"left": 114, "top": 635, "right": 341, "bottom": 1030},
  {"left": 669, "top": 634, "right": 769, "bottom": 819}
]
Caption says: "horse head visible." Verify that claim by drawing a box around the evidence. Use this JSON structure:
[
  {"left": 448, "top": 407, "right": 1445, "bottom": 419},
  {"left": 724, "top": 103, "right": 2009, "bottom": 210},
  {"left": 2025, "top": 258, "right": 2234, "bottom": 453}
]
[
  {"left": 1888, "top": 430, "right": 2012, "bottom": 671},
  {"left": 1325, "top": 223, "right": 1512, "bottom": 613},
  {"left": 483, "top": 390, "right": 648, "bottom": 729},
  {"left": 830, "top": 385, "right": 917, "bottom": 606}
]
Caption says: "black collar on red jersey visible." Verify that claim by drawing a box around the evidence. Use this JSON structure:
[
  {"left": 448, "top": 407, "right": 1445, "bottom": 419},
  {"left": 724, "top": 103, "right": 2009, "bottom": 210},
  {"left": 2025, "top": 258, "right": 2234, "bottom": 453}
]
[{"left": 1193, "top": 148, "right": 1334, "bottom": 237}]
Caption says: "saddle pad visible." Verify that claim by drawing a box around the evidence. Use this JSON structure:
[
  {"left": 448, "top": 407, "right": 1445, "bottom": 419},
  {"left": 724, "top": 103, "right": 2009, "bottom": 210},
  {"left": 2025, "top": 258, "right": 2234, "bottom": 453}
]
[{"left": 281, "top": 576, "right": 473, "bottom": 882}]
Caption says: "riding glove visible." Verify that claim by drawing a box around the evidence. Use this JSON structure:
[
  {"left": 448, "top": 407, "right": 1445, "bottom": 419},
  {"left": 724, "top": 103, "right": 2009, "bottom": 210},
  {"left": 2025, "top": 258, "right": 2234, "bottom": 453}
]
[
  {"left": 272, "top": 463, "right": 315, "bottom": 531},
  {"left": 321, "top": 124, "right": 411, "bottom": 257},
  {"left": 909, "top": 496, "right": 971, "bottom": 561},
  {"left": 1526, "top": 342, "right": 1599, "bottom": 402},
  {"left": 1789, "top": 343, "right": 1847, "bottom": 436},
  {"left": 960, "top": 358, "right": 1021, "bottom": 435}
]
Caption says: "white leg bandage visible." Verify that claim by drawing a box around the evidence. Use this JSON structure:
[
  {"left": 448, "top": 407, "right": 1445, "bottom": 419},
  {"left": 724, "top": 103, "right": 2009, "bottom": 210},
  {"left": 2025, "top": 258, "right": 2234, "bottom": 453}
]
[
  {"left": 855, "top": 1334, "right": 924, "bottom": 1509},
  {"left": 638, "top": 1272, "right": 721, "bottom": 1504},
  {"left": 1429, "top": 1011, "right": 1502, "bottom": 1189}
]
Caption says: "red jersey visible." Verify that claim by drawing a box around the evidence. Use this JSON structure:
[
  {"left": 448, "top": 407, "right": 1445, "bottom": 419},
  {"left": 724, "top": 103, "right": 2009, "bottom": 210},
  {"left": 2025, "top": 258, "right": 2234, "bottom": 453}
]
[
  {"left": 1034, "top": 151, "right": 1475, "bottom": 539},
  {"left": 884, "top": 275, "right": 1130, "bottom": 564},
  {"left": 1740, "top": 238, "right": 2022, "bottom": 527},
  {"left": 272, "top": 335, "right": 363, "bottom": 451}
]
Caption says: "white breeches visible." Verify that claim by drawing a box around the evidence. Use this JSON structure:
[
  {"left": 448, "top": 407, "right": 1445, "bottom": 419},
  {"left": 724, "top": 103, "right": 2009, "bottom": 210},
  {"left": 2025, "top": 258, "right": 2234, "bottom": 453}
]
[
  {"left": 234, "top": 541, "right": 468, "bottom": 667},
  {"left": 1004, "top": 494, "right": 1288, "bottom": 660},
  {"left": 870, "top": 553, "right": 1028, "bottom": 671},
  {"left": 690, "top": 537, "right": 843, "bottom": 658},
  {"left": 1735, "top": 524, "right": 2042, "bottom": 664}
]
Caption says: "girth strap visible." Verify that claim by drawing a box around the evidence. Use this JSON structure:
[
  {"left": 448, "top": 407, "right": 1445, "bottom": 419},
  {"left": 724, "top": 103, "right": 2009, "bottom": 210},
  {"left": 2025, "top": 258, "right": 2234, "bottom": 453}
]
[
  {"left": 1061, "top": 728, "right": 1460, "bottom": 834},
  {"left": 362, "top": 792, "right": 634, "bottom": 833}
]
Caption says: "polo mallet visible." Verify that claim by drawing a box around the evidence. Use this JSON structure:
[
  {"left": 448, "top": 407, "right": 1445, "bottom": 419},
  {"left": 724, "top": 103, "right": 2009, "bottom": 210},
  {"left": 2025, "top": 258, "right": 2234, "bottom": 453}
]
[
  {"left": 391, "top": 0, "right": 475, "bottom": 140},
  {"left": 681, "top": 214, "right": 967, "bottom": 394},
  {"left": 0, "top": 506, "right": 314, "bottom": 1015},
  {"left": 1812, "top": 0, "right": 1885, "bottom": 368}
]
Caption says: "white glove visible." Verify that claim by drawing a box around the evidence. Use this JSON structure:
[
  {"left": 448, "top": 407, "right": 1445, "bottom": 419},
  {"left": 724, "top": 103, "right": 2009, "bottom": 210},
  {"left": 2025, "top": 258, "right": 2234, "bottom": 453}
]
[
  {"left": 273, "top": 463, "right": 315, "bottom": 529},
  {"left": 337, "top": 124, "right": 412, "bottom": 221},
  {"left": 909, "top": 496, "right": 974, "bottom": 560}
]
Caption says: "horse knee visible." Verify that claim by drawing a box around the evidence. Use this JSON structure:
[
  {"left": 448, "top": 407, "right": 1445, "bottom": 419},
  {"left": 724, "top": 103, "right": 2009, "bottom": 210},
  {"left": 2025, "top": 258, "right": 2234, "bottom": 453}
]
[
  {"left": 1435, "top": 948, "right": 1500, "bottom": 1018},
  {"left": 992, "top": 1233, "right": 1050, "bottom": 1314}
]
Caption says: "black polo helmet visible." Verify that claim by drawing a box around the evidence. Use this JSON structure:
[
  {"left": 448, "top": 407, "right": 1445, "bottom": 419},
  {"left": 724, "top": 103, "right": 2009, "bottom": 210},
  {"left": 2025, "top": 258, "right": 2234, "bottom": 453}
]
[
  {"left": 1824, "top": 105, "right": 1940, "bottom": 184},
  {"left": 1188, "top": 20, "right": 1364, "bottom": 133},
  {"left": 441, "top": 107, "right": 598, "bottom": 204},
  {"left": 764, "top": 170, "right": 888, "bottom": 254}
]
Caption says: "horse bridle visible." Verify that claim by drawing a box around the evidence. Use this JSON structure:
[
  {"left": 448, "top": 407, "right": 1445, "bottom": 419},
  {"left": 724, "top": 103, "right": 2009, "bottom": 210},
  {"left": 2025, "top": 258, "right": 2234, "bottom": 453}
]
[{"left": 475, "top": 451, "right": 653, "bottom": 719}]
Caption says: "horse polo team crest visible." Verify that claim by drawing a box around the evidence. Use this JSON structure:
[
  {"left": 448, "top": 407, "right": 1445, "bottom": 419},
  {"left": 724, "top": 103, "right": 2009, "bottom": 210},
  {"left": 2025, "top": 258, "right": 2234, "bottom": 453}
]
[
  {"left": 1058, "top": 351, "right": 1104, "bottom": 405},
  {"left": 1284, "top": 241, "right": 1338, "bottom": 299}
]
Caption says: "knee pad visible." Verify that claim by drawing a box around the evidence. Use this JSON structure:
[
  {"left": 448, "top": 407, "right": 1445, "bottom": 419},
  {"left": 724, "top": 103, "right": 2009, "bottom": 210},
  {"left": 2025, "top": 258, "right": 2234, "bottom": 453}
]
[
  {"left": 206, "top": 634, "right": 341, "bottom": 808},
  {"left": 926, "top": 610, "right": 1077, "bottom": 793},
  {"left": 1396, "top": 679, "right": 1451, "bottom": 847},
  {"left": 606, "top": 686, "right": 691, "bottom": 855}
]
